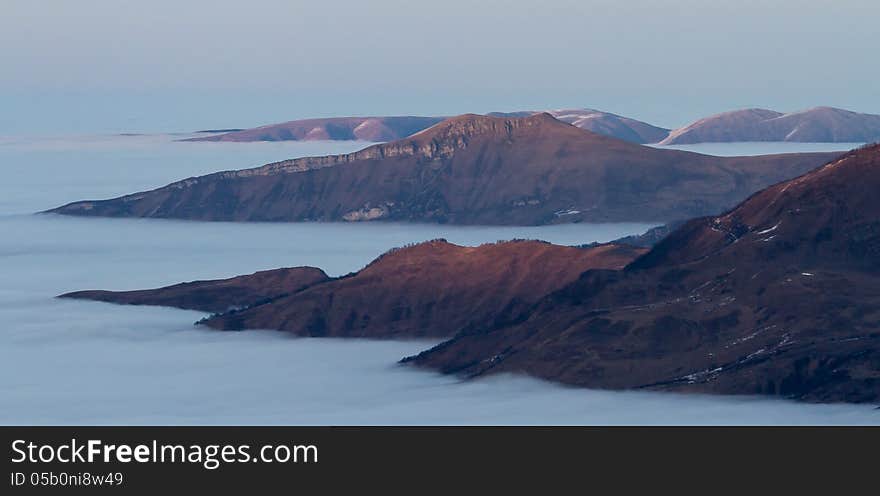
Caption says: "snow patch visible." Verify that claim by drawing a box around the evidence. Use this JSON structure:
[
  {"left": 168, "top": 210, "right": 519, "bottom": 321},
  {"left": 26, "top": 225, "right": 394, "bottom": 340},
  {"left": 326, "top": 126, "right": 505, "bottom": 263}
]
[
  {"left": 755, "top": 222, "right": 780, "bottom": 235},
  {"left": 554, "top": 208, "right": 581, "bottom": 217}
]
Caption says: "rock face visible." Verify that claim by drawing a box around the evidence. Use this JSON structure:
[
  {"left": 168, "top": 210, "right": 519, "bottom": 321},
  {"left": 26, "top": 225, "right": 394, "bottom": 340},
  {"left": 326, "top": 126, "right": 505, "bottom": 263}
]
[
  {"left": 184, "top": 116, "right": 445, "bottom": 143},
  {"left": 408, "top": 144, "right": 880, "bottom": 403},
  {"left": 60, "top": 267, "right": 329, "bottom": 314},
  {"left": 50, "top": 113, "right": 838, "bottom": 225},
  {"left": 490, "top": 109, "right": 669, "bottom": 144},
  {"left": 661, "top": 107, "right": 880, "bottom": 145},
  {"left": 60, "top": 240, "right": 647, "bottom": 339}
]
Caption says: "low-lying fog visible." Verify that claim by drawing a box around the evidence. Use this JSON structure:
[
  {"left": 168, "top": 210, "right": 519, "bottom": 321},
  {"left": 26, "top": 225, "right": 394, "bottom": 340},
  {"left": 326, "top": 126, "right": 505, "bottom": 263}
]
[{"left": 1, "top": 135, "right": 876, "bottom": 425}]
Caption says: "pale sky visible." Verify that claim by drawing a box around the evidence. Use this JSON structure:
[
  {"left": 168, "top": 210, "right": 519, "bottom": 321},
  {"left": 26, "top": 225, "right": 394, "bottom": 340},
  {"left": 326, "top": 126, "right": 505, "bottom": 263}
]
[{"left": 1, "top": 0, "right": 878, "bottom": 134}]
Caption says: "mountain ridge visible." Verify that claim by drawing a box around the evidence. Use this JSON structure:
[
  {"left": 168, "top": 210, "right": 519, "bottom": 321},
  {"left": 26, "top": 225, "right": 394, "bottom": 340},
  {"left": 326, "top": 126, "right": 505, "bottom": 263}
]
[{"left": 60, "top": 240, "right": 647, "bottom": 339}]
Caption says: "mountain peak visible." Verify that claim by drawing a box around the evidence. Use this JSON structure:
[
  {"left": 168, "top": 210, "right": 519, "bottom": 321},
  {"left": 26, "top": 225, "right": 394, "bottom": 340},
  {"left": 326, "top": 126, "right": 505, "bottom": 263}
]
[
  {"left": 409, "top": 112, "right": 577, "bottom": 141},
  {"left": 708, "top": 108, "right": 783, "bottom": 119},
  {"left": 486, "top": 109, "right": 670, "bottom": 143},
  {"left": 802, "top": 105, "right": 847, "bottom": 113}
]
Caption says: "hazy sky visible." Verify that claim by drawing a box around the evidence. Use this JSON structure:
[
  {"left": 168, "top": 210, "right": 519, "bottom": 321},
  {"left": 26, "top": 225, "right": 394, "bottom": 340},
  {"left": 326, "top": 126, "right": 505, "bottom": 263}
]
[{"left": 2, "top": 0, "right": 878, "bottom": 134}]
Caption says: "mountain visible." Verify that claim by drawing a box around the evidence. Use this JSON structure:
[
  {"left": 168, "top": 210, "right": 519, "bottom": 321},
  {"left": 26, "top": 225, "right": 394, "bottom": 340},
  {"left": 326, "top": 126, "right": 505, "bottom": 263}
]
[
  {"left": 184, "top": 116, "right": 445, "bottom": 142},
  {"left": 407, "top": 144, "right": 880, "bottom": 403},
  {"left": 60, "top": 241, "right": 647, "bottom": 339},
  {"left": 49, "top": 113, "right": 838, "bottom": 225},
  {"left": 661, "top": 107, "right": 880, "bottom": 145},
  {"left": 489, "top": 109, "right": 669, "bottom": 143}
]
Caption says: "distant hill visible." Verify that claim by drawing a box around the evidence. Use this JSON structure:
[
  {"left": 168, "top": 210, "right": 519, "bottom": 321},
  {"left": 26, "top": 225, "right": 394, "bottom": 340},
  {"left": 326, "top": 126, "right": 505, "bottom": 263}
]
[
  {"left": 50, "top": 113, "right": 838, "bottom": 225},
  {"left": 194, "top": 128, "right": 245, "bottom": 134},
  {"left": 186, "top": 109, "right": 669, "bottom": 144},
  {"left": 185, "top": 116, "right": 445, "bottom": 142},
  {"left": 661, "top": 106, "right": 880, "bottom": 144},
  {"left": 185, "top": 106, "right": 880, "bottom": 146}
]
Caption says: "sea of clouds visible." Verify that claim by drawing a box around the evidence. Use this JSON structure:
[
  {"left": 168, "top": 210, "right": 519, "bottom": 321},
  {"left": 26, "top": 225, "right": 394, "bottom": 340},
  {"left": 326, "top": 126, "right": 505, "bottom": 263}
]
[{"left": 1, "top": 135, "right": 876, "bottom": 425}]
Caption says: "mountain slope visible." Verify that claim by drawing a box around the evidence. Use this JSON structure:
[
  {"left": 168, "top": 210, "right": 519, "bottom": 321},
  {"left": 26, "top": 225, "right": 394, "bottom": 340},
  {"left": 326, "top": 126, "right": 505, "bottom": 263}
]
[
  {"left": 662, "top": 107, "right": 880, "bottom": 144},
  {"left": 408, "top": 144, "right": 880, "bottom": 403},
  {"left": 61, "top": 241, "right": 647, "bottom": 339},
  {"left": 50, "top": 113, "right": 838, "bottom": 225}
]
